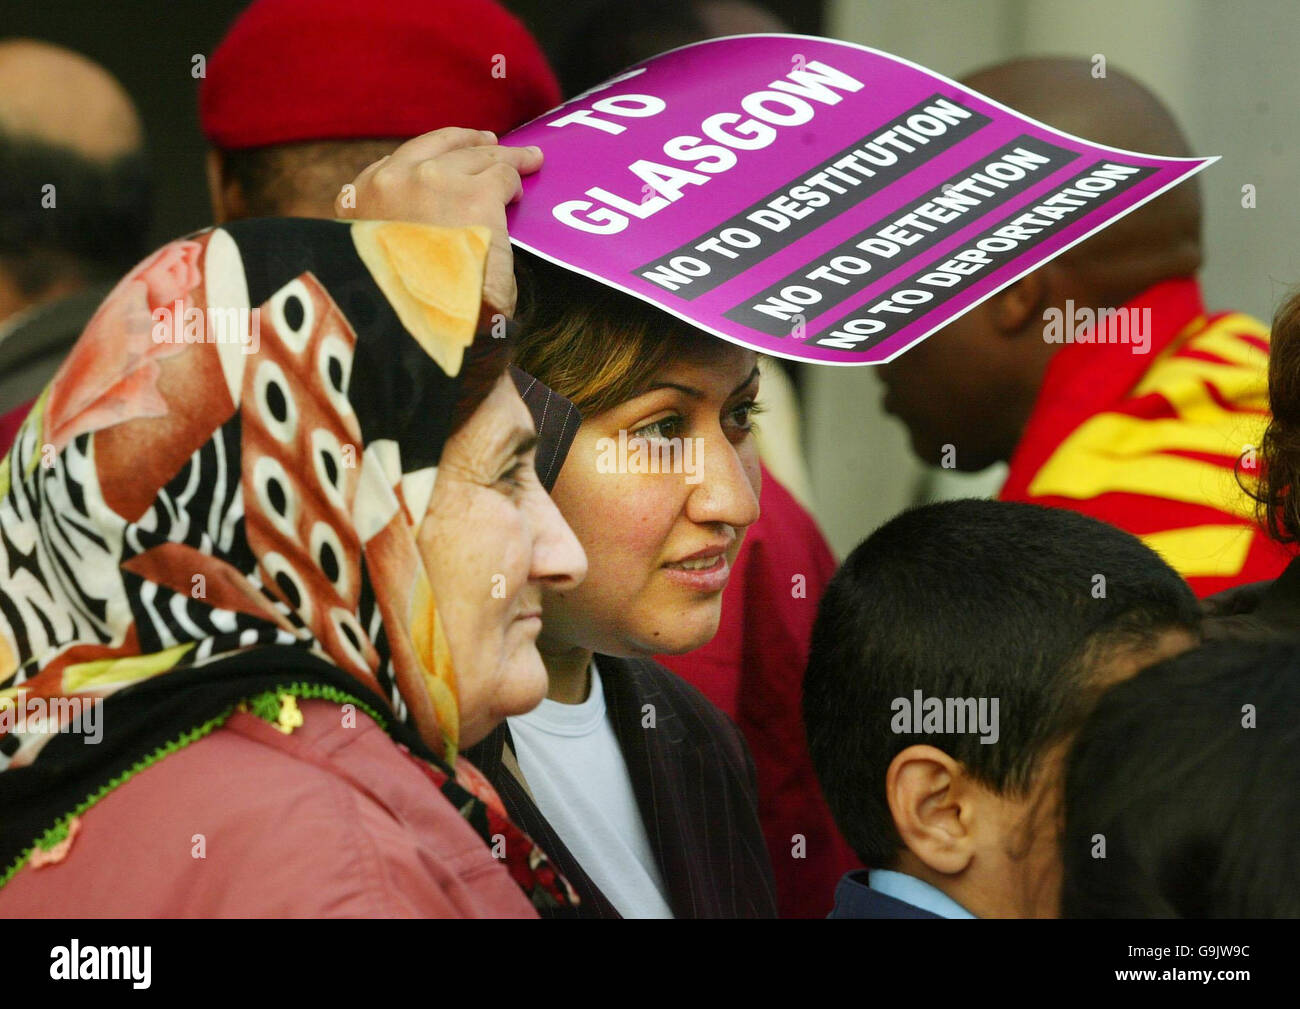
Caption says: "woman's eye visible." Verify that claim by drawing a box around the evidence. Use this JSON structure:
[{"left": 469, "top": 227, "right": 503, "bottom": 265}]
[
  {"left": 632, "top": 415, "right": 683, "bottom": 442},
  {"left": 728, "top": 398, "right": 763, "bottom": 433},
  {"left": 497, "top": 460, "right": 529, "bottom": 491}
]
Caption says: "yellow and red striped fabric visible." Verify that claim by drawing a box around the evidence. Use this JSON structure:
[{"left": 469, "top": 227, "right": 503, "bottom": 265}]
[{"left": 1000, "top": 277, "right": 1295, "bottom": 597}]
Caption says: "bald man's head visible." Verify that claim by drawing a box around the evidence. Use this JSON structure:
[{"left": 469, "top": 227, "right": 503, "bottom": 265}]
[
  {"left": 877, "top": 58, "right": 1204, "bottom": 471},
  {"left": 0, "top": 39, "right": 144, "bottom": 162},
  {"left": 963, "top": 57, "right": 1202, "bottom": 300},
  {"left": 0, "top": 39, "right": 151, "bottom": 319}
]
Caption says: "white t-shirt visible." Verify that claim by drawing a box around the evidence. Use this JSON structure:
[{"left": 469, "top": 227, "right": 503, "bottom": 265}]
[{"left": 508, "top": 662, "right": 675, "bottom": 919}]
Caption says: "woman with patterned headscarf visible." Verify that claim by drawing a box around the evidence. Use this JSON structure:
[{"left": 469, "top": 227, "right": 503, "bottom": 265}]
[{"left": 0, "top": 215, "right": 587, "bottom": 916}]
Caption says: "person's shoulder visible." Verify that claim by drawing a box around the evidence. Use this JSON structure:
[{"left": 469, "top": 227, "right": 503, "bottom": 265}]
[
  {"left": 0, "top": 700, "right": 532, "bottom": 917},
  {"left": 1178, "top": 308, "right": 1269, "bottom": 360},
  {"left": 1196, "top": 308, "right": 1270, "bottom": 344},
  {"left": 1202, "top": 557, "right": 1300, "bottom": 641},
  {"left": 213, "top": 700, "right": 532, "bottom": 914},
  {"left": 828, "top": 871, "right": 946, "bottom": 919},
  {"left": 1141, "top": 306, "right": 1270, "bottom": 405},
  {"left": 603, "top": 655, "right": 749, "bottom": 752},
  {"left": 608, "top": 654, "right": 725, "bottom": 712}
]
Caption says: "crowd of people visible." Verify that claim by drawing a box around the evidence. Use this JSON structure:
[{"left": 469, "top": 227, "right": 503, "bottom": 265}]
[{"left": 0, "top": 0, "right": 1296, "bottom": 919}]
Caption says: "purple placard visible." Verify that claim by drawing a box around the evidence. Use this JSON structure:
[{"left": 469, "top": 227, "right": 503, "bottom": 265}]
[{"left": 503, "top": 34, "right": 1214, "bottom": 366}]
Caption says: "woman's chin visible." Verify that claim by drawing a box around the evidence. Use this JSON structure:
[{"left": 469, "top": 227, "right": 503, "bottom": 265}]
[
  {"left": 458, "top": 649, "right": 551, "bottom": 749},
  {"left": 498, "top": 650, "right": 552, "bottom": 715},
  {"left": 638, "top": 608, "right": 723, "bottom": 656}
]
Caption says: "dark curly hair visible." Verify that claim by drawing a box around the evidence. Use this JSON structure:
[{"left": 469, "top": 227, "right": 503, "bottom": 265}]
[{"left": 1247, "top": 290, "right": 1300, "bottom": 542}]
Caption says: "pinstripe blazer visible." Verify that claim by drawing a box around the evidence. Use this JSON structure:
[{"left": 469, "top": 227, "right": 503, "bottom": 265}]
[{"left": 466, "top": 654, "right": 779, "bottom": 919}]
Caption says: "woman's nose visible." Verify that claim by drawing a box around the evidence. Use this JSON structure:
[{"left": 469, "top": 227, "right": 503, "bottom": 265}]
[
  {"left": 684, "top": 434, "right": 761, "bottom": 531},
  {"left": 528, "top": 481, "right": 588, "bottom": 591}
]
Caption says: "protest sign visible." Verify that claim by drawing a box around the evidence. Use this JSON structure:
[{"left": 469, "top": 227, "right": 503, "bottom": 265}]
[{"left": 503, "top": 34, "right": 1214, "bottom": 365}]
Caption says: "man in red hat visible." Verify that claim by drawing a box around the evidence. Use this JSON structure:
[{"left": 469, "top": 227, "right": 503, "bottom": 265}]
[
  {"left": 199, "top": 0, "right": 561, "bottom": 223},
  {"left": 0, "top": 1, "right": 557, "bottom": 457}
]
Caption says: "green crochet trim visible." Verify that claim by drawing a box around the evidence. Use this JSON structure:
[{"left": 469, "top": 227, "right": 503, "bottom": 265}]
[
  {"left": 0, "top": 681, "right": 386, "bottom": 889},
  {"left": 242, "top": 683, "right": 388, "bottom": 733},
  {"left": 0, "top": 705, "right": 237, "bottom": 889},
  {"left": 245, "top": 691, "right": 284, "bottom": 723}
]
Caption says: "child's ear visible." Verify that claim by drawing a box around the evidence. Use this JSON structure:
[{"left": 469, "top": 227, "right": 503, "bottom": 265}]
[{"left": 885, "top": 745, "right": 978, "bottom": 875}]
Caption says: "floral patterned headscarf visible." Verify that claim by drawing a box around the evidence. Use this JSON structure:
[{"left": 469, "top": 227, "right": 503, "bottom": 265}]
[{"left": 0, "top": 217, "right": 574, "bottom": 908}]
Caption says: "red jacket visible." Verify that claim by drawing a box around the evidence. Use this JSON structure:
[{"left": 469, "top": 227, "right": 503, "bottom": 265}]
[
  {"left": 658, "top": 464, "right": 860, "bottom": 918},
  {"left": 1001, "top": 278, "right": 1294, "bottom": 597},
  {"left": 0, "top": 699, "right": 537, "bottom": 917}
]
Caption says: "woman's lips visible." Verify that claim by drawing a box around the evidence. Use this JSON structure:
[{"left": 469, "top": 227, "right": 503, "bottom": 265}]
[
  {"left": 512, "top": 609, "right": 543, "bottom": 633},
  {"left": 512, "top": 615, "right": 543, "bottom": 639},
  {"left": 661, "top": 552, "right": 732, "bottom": 593}
]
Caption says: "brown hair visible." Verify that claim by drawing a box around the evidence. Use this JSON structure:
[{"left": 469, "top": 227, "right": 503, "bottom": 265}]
[
  {"left": 1249, "top": 289, "right": 1300, "bottom": 541},
  {"left": 513, "top": 252, "right": 723, "bottom": 417},
  {"left": 448, "top": 322, "right": 516, "bottom": 435}
]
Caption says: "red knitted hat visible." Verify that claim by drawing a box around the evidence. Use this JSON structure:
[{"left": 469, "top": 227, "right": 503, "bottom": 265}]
[{"left": 200, "top": 0, "right": 562, "bottom": 150}]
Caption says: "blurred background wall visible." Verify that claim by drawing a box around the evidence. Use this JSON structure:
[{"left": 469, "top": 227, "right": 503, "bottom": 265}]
[{"left": 7, "top": 0, "right": 1298, "bottom": 557}]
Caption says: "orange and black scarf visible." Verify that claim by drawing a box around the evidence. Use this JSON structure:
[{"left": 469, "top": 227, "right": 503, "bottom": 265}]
[{"left": 0, "top": 217, "right": 574, "bottom": 909}]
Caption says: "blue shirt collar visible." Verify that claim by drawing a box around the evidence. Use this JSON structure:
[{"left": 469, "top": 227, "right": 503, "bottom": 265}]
[{"left": 867, "top": 869, "right": 976, "bottom": 918}]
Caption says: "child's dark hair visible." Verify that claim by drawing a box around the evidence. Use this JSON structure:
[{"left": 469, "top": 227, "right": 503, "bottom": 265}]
[
  {"left": 1062, "top": 638, "right": 1300, "bottom": 918},
  {"left": 802, "top": 498, "right": 1200, "bottom": 868}
]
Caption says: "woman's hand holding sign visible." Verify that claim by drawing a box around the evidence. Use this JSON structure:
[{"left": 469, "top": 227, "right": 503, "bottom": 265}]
[{"left": 337, "top": 127, "right": 543, "bottom": 317}]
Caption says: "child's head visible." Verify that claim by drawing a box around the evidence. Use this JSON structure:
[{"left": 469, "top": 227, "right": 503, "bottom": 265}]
[
  {"left": 803, "top": 499, "right": 1199, "bottom": 917},
  {"left": 1063, "top": 639, "right": 1300, "bottom": 918}
]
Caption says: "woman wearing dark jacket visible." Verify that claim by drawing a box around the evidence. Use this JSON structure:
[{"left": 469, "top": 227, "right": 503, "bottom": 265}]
[{"left": 467, "top": 257, "right": 779, "bottom": 919}]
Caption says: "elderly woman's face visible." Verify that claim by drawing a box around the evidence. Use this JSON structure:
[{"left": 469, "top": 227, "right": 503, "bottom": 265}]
[
  {"left": 540, "top": 345, "right": 762, "bottom": 657},
  {"left": 419, "top": 373, "right": 586, "bottom": 747}
]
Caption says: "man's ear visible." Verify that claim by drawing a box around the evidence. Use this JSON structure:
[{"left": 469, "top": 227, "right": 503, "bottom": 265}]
[
  {"left": 205, "top": 148, "right": 246, "bottom": 224},
  {"left": 886, "top": 744, "right": 978, "bottom": 875},
  {"left": 989, "top": 269, "right": 1049, "bottom": 334}
]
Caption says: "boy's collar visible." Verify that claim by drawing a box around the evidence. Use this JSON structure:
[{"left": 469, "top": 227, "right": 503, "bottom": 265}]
[{"left": 868, "top": 868, "right": 978, "bottom": 919}]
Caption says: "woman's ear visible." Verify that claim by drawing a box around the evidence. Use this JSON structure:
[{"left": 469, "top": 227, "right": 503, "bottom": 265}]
[{"left": 885, "top": 744, "right": 978, "bottom": 876}]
